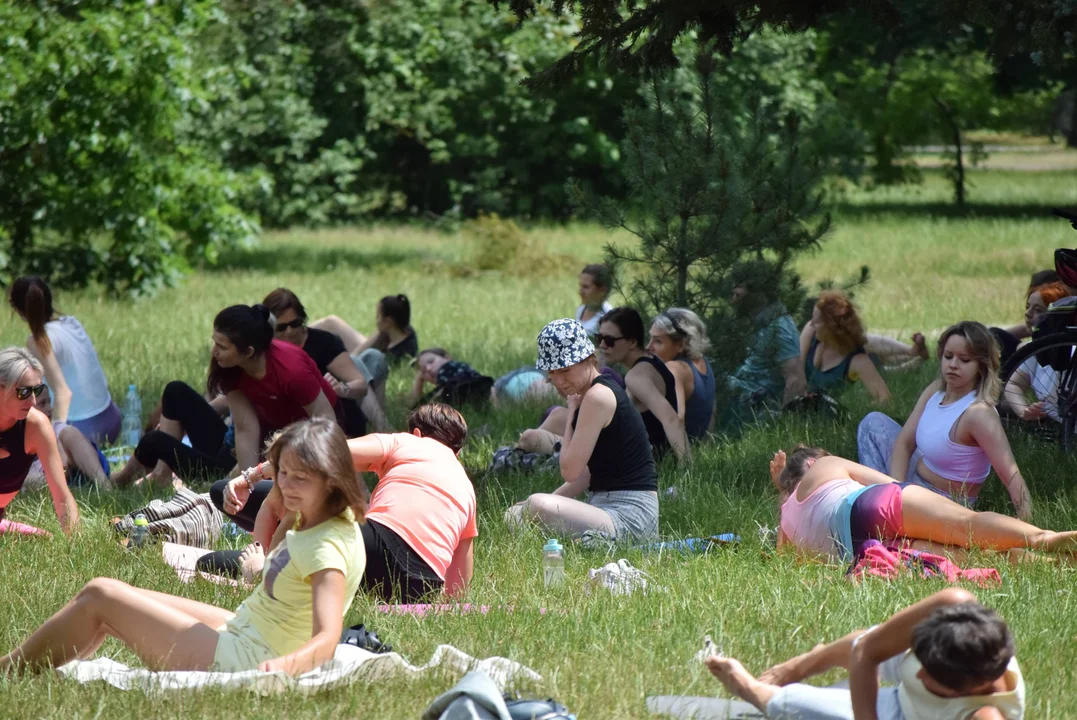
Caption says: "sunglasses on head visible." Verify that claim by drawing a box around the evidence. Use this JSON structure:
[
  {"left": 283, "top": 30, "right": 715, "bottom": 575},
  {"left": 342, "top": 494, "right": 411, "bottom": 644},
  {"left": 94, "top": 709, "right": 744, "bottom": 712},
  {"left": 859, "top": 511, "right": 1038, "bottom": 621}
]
[
  {"left": 275, "top": 319, "right": 304, "bottom": 332},
  {"left": 595, "top": 333, "right": 625, "bottom": 348},
  {"left": 15, "top": 383, "right": 47, "bottom": 401}
]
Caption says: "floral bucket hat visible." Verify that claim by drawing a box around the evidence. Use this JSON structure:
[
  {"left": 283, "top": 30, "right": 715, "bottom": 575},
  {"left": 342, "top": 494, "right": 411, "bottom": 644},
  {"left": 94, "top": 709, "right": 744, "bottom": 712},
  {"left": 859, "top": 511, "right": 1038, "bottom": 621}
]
[{"left": 536, "top": 318, "right": 596, "bottom": 372}]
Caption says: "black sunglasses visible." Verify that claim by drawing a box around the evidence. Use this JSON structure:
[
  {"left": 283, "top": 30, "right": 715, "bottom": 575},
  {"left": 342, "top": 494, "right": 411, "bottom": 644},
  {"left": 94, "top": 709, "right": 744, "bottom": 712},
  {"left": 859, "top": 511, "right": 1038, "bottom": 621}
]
[
  {"left": 16, "top": 383, "right": 47, "bottom": 401},
  {"left": 275, "top": 318, "right": 305, "bottom": 332},
  {"left": 594, "top": 333, "right": 628, "bottom": 346}
]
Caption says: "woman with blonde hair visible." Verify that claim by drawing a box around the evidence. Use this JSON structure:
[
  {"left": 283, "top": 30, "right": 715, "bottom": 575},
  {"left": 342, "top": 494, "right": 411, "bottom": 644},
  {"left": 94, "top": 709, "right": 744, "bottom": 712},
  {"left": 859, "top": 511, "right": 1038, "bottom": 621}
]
[
  {"left": 0, "top": 347, "right": 79, "bottom": 535},
  {"left": 800, "top": 290, "right": 890, "bottom": 402},
  {"left": 647, "top": 308, "right": 716, "bottom": 438},
  {"left": 857, "top": 321, "right": 1033, "bottom": 520}
]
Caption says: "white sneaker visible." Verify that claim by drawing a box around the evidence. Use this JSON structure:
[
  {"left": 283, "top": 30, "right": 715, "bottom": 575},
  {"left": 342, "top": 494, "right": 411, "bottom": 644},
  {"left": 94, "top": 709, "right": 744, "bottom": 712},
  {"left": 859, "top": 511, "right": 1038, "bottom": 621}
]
[{"left": 585, "top": 558, "right": 651, "bottom": 596}]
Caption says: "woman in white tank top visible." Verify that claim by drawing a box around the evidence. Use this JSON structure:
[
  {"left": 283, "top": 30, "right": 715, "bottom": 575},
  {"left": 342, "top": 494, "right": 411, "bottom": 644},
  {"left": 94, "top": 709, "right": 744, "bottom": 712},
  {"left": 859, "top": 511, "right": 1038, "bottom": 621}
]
[
  {"left": 8, "top": 277, "right": 120, "bottom": 445},
  {"left": 856, "top": 322, "right": 1033, "bottom": 521}
]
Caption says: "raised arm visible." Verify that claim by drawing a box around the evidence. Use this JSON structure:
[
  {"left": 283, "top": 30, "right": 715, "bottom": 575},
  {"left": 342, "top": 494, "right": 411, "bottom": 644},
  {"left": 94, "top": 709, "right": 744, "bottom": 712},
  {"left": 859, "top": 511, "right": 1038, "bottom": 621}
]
[
  {"left": 966, "top": 405, "right": 1033, "bottom": 521},
  {"left": 889, "top": 384, "right": 936, "bottom": 482},
  {"left": 27, "top": 337, "right": 72, "bottom": 424},
  {"left": 26, "top": 409, "right": 78, "bottom": 534},
  {"left": 626, "top": 365, "right": 690, "bottom": 463},
  {"left": 849, "top": 354, "right": 891, "bottom": 403},
  {"left": 850, "top": 588, "right": 979, "bottom": 720},
  {"left": 558, "top": 384, "right": 616, "bottom": 482}
]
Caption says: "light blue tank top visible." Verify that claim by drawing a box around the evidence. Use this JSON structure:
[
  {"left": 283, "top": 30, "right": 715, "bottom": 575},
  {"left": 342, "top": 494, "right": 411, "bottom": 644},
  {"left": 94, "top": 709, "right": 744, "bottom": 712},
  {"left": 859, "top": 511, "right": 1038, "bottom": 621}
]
[{"left": 679, "top": 356, "right": 715, "bottom": 439}]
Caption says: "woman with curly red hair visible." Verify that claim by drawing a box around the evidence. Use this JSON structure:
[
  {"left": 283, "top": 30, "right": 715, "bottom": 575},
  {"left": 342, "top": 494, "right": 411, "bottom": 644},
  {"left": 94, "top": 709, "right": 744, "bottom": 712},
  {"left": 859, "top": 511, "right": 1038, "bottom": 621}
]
[{"left": 799, "top": 291, "right": 890, "bottom": 402}]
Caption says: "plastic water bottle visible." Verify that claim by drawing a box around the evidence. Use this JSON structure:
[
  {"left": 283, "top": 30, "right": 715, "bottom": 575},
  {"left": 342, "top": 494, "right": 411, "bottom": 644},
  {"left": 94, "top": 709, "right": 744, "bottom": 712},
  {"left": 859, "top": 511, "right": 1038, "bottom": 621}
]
[
  {"left": 542, "top": 538, "right": 565, "bottom": 588},
  {"left": 129, "top": 514, "right": 150, "bottom": 549},
  {"left": 122, "top": 384, "right": 142, "bottom": 448}
]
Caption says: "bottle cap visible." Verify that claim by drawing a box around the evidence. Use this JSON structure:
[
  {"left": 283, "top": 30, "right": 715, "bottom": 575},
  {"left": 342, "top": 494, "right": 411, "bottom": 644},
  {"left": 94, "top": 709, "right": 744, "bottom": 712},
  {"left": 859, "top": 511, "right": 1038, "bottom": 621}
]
[
  {"left": 129, "top": 384, "right": 137, "bottom": 392},
  {"left": 134, "top": 517, "right": 149, "bottom": 527},
  {"left": 543, "top": 538, "right": 563, "bottom": 553}
]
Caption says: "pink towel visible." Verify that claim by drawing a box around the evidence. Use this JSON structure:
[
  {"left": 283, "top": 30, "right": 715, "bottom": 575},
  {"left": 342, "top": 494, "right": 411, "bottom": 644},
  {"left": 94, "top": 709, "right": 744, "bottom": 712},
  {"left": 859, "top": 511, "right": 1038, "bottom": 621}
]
[
  {"left": 850, "top": 542, "right": 1001, "bottom": 587},
  {"left": 0, "top": 520, "right": 51, "bottom": 537}
]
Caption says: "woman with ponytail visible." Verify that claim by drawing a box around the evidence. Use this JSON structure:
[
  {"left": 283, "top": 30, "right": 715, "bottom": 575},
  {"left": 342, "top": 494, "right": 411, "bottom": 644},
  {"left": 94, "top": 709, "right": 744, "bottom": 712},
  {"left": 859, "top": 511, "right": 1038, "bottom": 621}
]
[
  {"left": 9, "top": 277, "right": 120, "bottom": 444},
  {"left": 113, "top": 305, "right": 343, "bottom": 488}
]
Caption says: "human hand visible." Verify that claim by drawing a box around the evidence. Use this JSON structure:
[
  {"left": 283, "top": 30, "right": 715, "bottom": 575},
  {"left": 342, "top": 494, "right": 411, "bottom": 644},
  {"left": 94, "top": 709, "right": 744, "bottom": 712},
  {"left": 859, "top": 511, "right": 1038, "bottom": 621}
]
[
  {"left": 258, "top": 656, "right": 290, "bottom": 674},
  {"left": 769, "top": 450, "right": 787, "bottom": 488},
  {"left": 324, "top": 372, "right": 346, "bottom": 397},
  {"left": 1022, "top": 402, "right": 1047, "bottom": 421},
  {"left": 224, "top": 477, "right": 252, "bottom": 515},
  {"left": 566, "top": 393, "right": 583, "bottom": 413}
]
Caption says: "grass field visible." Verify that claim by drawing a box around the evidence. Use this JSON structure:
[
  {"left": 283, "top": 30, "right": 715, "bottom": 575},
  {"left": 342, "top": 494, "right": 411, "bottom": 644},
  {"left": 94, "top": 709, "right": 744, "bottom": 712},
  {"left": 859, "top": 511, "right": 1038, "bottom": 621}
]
[{"left": 2, "top": 169, "right": 1077, "bottom": 718}]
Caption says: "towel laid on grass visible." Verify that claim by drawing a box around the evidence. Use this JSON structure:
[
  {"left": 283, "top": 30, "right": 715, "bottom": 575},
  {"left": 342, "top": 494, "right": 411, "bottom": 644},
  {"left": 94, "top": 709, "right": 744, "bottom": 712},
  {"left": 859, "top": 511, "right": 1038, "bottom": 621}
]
[
  {"left": 57, "top": 643, "right": 541, "bottom": 695},
  {"left": 116, "top": 488, "right": 224, "bottom": 549},
  {"left": 848, "top": 540, "right": 1001, "bottom": 586}
]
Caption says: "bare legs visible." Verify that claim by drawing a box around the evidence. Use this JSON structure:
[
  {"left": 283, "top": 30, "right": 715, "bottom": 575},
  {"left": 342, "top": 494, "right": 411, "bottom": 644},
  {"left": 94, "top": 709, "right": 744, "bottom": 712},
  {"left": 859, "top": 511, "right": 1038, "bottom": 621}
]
[
  {"left": 519, "top": 493, "right": 616, "bottom": 537},
  {"left": 311, "top": 316, "right": 367, "bottom": 355},
  {"left": 57, "top": 426, "right": 111, "bottom": 489},
  {"left": 0, "top": 579, "right": 231, "bottom": 674},
  {"left": 705, "top": 657, "right": 780, "bottom": 713},
  {"left": 901, "top": 485, "right": 1077, "bottom": 553}
]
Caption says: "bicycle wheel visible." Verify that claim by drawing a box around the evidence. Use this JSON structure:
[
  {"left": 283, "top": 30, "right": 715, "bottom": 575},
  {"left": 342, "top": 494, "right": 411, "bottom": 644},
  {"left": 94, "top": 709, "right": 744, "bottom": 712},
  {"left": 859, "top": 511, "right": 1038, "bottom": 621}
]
[{"left": 999, "top": 329, "right": 1077, "bottom": 453}]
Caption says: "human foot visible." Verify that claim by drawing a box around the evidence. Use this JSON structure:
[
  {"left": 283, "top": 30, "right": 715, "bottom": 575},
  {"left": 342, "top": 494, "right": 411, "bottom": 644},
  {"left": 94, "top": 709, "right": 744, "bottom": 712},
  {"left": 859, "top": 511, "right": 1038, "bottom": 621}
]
[
  {"left": 238, "top": 542, "right": 266, "bottom": 583},
  {"left": 705, "top": 656, "right": 776, "bottom": 712},
  {"left": 912, "top": 333, "right": 929, "bottom": 360}
]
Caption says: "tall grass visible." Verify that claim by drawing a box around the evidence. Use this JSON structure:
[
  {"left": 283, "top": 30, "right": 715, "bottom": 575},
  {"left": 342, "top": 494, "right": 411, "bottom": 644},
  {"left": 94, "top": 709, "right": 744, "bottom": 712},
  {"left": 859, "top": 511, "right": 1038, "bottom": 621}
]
[{"left": 1, "top": 170, "right": 1077, "bottom": 718}]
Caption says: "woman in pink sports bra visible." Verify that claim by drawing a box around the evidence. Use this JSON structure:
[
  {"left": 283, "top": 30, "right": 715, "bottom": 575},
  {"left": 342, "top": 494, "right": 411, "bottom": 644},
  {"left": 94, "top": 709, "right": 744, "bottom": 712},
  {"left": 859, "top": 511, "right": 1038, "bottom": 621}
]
[
  {"left": 857, "top": 322, "right": 1033, "bottom": 521},
  {"left": 772, "top": 446, "right": 1077, "bottom": 563}
]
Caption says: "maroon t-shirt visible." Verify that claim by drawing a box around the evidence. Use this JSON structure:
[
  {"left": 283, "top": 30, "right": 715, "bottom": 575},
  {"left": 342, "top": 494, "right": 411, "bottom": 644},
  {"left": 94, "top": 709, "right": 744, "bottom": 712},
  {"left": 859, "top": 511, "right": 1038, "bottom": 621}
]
[{"left": 222, "top": 340, "right": 338, "bottom": 433}]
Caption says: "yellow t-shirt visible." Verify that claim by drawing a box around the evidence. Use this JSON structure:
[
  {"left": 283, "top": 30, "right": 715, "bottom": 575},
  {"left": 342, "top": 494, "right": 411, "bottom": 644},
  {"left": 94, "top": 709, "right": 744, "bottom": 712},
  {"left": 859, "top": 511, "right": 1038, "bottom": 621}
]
[{"left": 227, "top": 510, "right": 365, "bottom": 657}]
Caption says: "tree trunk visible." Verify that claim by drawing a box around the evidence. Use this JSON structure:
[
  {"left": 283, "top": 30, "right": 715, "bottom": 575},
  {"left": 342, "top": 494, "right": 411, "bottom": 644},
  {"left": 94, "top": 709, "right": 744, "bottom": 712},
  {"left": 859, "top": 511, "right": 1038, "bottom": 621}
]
[
  {"left": 932, "top": 96, "right": 964, "bottom": 209},
  {"left": 676, "top": 214, "right": 689, "bottom": 307}
]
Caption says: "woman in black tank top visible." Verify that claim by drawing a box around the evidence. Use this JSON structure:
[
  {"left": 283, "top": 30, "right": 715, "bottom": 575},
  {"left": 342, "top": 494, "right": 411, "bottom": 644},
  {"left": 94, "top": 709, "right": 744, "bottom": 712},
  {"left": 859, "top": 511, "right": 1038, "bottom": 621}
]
[
  {"left": 0, "top": 347, "right": 79, "bottom": 533},
  {"left": 507, "top": 319, "right": 659, "bottom": 543},
  {"left": 596, "top": 308, "right": 688, "bottom": 462}
]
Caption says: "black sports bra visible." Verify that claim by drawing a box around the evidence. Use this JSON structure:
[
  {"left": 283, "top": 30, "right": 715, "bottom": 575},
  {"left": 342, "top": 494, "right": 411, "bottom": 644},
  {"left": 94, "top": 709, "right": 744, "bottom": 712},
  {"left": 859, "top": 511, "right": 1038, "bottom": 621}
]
[{"left": 0, "top": 420, "right": 36, "bottom": 497}]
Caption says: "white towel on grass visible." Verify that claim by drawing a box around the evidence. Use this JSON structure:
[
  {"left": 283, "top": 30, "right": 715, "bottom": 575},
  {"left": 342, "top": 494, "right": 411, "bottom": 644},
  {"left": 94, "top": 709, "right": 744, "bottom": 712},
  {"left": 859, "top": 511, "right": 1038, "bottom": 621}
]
[{"left": 57, "top": 643, "right": 541, "bottom": 695}]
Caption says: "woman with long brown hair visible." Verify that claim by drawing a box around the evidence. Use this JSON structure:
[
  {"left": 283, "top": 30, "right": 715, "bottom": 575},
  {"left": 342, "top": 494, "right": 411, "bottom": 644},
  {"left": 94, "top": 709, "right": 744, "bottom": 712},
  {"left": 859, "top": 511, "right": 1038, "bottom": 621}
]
[{"left": 8, "top": 277, "right": 120, "bottom": 444}]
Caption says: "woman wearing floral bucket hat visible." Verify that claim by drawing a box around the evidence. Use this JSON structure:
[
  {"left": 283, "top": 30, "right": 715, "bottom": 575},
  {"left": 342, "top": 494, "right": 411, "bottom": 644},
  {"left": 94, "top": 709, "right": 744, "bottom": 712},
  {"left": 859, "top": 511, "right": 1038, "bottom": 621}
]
[{"left": 506, "top": 319, "right": 659, "bottom": 543}]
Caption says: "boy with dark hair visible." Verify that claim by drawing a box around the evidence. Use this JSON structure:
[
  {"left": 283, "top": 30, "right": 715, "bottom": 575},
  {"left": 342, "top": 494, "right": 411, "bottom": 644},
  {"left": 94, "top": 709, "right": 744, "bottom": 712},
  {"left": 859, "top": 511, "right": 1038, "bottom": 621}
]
[{"left": 706, "top": 589, "right": 1024, "bottom": 719}]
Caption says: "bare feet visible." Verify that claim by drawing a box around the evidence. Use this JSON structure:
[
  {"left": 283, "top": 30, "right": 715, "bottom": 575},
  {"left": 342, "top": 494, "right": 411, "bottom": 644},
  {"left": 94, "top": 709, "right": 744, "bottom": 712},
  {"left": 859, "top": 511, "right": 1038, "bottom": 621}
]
[
  {"left": 912, "top": 333, "right": 929, "bottom": 360},
  {"left": 238, "top": 542, "right": 266, "bottom": 584},
  {"left": 705, "top": 656, "right": 777, "bottom": 712}
]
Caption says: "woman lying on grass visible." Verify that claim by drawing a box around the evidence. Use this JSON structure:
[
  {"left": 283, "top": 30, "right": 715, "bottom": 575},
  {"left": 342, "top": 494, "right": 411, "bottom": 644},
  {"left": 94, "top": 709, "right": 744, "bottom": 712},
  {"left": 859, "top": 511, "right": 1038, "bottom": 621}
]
[
  {"left": 0, "top": 418, "right": 366, "bottom": 676},
  {"left": 772, "top": 445, "right": 1077, "bottom": 564},
  {"left": 706, "top": 588, "right": 1024, "bottom": 720}
]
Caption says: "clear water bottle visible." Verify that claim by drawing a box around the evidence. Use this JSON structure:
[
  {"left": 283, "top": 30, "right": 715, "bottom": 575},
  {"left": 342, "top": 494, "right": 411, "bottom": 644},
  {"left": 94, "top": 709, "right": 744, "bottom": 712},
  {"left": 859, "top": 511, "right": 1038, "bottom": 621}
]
[
  {"left": 122, "top": 384, "right": 142, "bottom": 448},
  {"left": 542, "top": 538, "right": 565, "bottom": 588},
  {"left": 129, "top": 514, "right": 150, "bottom": 549}
]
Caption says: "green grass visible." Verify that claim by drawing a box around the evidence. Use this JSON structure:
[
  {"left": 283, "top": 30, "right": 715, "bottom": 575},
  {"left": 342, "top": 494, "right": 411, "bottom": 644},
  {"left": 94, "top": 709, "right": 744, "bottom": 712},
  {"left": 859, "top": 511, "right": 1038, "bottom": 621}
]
[{"left": 3, "top": 169, "right": 1077, "bottom": 717}]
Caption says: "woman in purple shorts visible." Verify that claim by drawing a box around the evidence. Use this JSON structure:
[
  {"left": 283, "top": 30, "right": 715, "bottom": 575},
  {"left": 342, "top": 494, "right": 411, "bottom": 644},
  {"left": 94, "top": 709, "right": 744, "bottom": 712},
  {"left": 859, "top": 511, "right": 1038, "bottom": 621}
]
[{"left": 772, "top": 446, "right": 1077, "bottom": 563}]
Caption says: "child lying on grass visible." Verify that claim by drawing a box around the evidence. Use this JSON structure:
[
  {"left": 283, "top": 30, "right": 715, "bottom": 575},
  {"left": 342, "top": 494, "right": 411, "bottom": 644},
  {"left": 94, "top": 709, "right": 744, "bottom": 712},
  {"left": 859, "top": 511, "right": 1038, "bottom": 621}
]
[{"left": 706, "top": 588, "right": 1023, "bottom": 719}]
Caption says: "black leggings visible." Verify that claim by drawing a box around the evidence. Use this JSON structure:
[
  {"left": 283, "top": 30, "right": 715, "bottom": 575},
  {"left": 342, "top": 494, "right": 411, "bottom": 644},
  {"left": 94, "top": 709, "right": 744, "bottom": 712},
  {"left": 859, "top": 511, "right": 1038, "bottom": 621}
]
[
  {"left": 360, "top": 519, "right": 443, "bottom": 603},
  {"left": 134, "top": 381, "right": 234, "bottom": 482}
]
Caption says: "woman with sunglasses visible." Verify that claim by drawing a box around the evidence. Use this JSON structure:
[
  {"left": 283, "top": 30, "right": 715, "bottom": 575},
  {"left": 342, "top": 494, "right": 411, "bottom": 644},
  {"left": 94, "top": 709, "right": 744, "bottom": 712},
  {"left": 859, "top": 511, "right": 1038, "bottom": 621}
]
[
  {"left": 595, "top": 308, "right": 688, "bottom": 462},
  {"left": 646, "top": 308, "right": 716, "bottom": 439},
  {"left": 113, "top": 304, "right": 343, "bottom": 488},
  {"left": 262, "top": 288, "right": 389, "bottom": 434},
  {"left": 0, "top": 347, "right": 79, "bottom": 535},
  {"left": 8, "top": 277, "right": 121, "bottom": 445}
]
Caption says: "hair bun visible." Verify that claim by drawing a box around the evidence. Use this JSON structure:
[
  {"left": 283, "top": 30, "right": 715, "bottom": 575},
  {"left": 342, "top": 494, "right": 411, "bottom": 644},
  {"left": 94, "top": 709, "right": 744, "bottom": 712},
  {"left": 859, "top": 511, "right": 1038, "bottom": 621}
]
[{"left": 252, "top": 304, "right": 273, "bottom": 323}]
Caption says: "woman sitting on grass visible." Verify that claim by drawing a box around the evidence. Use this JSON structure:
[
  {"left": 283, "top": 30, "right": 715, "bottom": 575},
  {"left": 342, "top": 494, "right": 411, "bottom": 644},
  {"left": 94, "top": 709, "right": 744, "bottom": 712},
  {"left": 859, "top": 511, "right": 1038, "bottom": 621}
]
[
  {"left": 0, "top": 419, "right": 365, "bottom": 676},
  {"left": 1001, "top": 281, "right": 1072, "bottom": 425},
  {"left": 706, "top": 588, "right": 1024, "bottom": 720},
  {"left": 24, "top": 386, "right": 110, "bottom": 490},
  {"left": 595, "top": 307, "right": 688, "bottom": 461},
  {"left": 771, "top": 445, "right": 1077, "bottom": 563},
  {"left": 991, "top": 269, "right": 1064, "bottom": 365},
  {"left": 508, "top": 319, "right": 659, "bottom": 544},
  {"left": 113, "top": 304, "right": 342, "bottom": 488},
  {"left": 216, "top": 405, "right": 476, "bottom": 602},
  {"left": 647, "top": 308, "right": 715, "bottom": 439},
  {"left": 857, "top": 321, "right": 1033, "bottom": 520},
  {"left": 574, "top": 263, "right": 614, "bottom": 336},
  {"left": 9, "top": 276, "right": 122, "bottom": 444},
  {"left": 312, "top": 292, "right": 418, "bottom": 370},
  {"left": 800, "top": 290, "right": 889, "bottom": 402},
  {"left": 0, "top": 348, "right": 79, "bottom": 535}
]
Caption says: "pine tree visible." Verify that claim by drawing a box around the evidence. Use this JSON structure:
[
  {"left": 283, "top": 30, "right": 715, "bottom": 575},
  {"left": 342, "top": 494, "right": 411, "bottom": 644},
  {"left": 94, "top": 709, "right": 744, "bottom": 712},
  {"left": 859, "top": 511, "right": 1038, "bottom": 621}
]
[{"left": 572, "top": 45, "right": 830, "bottom": 375}]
